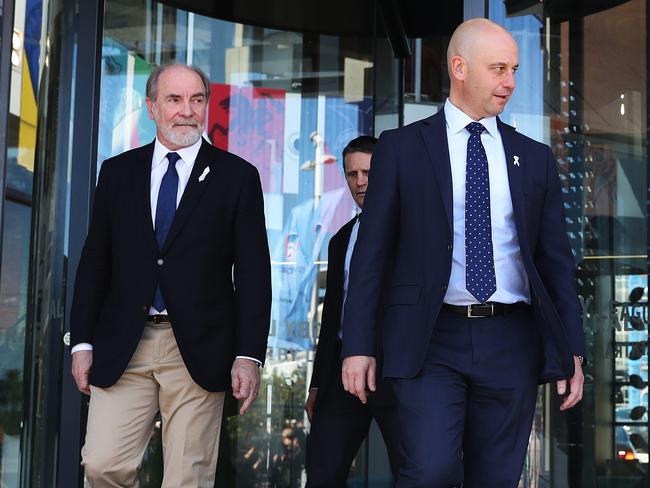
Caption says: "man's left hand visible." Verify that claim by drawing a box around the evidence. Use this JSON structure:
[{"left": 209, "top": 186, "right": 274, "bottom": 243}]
[
  {"left": 231, "top": 358, "right": 260, "bottom": 415},
  {"left": 556, "top": 356, "right": 584, "bottom": 411}
]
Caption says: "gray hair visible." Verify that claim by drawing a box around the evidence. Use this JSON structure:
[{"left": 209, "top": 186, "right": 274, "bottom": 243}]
[{"left": 146, "top": 63, "right": 211, "bottom": 101}]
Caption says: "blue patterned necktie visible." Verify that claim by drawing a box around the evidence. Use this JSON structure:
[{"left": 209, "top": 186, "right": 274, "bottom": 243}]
[
  {"left": 465, "top": 122, "right": 497, "bottom": 303},
  {"left": 152, "top": 152, "right": 181, "bottom": 312}
]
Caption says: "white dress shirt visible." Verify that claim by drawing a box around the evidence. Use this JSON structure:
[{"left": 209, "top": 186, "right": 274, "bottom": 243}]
[
  {"left": 72, "top": 138, "right": 261, "bottom": 365},
  {"left": 443, "top": 99, "right": 530, "bottom": 305},
  {"left": 339, "top": 214, "right": 360, "bottom": 338}
]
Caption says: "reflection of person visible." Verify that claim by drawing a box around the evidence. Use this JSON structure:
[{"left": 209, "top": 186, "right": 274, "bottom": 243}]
[
  {"left": 341, "top": 19, "right": 585, "bottom": 487},
  {"left": 70, "top": 64, "right": 271, "bottom": 487},
  {"left": 305, "top": 136, "right": 400, "bottom": 486},
  {"left": 271, "top": 426, "right": 305, "bottom": 488}
]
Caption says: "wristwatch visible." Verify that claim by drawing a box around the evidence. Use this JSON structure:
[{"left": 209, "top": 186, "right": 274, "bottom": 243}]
[{"left": 576, "top": 355, "right": 585, "bottom": 366}]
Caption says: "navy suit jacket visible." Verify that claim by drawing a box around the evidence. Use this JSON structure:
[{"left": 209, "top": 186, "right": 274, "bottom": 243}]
[
  {"left": 341, "top": 111, "right": 585, "bottom": 383},
  {"left": 70, "top": 138, "right": 271, "bottom": 391},
  {"left": 309, "top": 217, "right": 356, "bottom": 401}
]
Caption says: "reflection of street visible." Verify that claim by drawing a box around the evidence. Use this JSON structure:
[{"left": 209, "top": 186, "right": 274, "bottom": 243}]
[
  {"left": 223, "top": 365, "right": 308, "bottom": 487},
  {"left": 520, "top": 411, "right": 542, "bottom": 488}
]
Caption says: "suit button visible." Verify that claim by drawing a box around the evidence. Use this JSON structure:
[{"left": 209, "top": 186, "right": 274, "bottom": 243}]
[
  {"left": 447, "top": 244, "right": 452, "bottom": 251},
  {"left": 441, "top": 284, "right": 447, "bottom": 292},
  {"left": 157, "top": 258, "right": 164, "bottom": 266}
]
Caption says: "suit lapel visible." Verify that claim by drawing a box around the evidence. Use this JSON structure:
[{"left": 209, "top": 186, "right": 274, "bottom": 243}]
[
  {"left": 161, "top": 138, "right": 213, "bottom": 253},
  {"left": 330, "top": 217, "right": 356, "bottom": 289},
  {"left": 135, "top": 141, "right": 158, "bottom": 254},
  {"left": 419, "top": 111, "right": 453, "bottom": 234},
  {"left": 339, "top": 216, "right": 357, "bottom": 251},
  {"left": 498, "top": 118, "right": 529, "bottom": 250},
  {"left": 332, "top": 216, "right": 357, "bottom": 318}
]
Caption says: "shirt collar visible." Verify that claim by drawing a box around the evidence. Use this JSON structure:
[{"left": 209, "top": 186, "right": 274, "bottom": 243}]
[
  {"left": 444, "top": 99, "right": 499, "bottom": 139},
  {"left": 152, "top": 137, "right": 204, "bottom": 169}
]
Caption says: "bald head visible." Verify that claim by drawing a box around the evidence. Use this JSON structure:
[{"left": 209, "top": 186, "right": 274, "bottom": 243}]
[
  {"left": 446, "top": 19, "right": 518, "bottom": 120},
  {"left": 447, "top": 19, "right": 515, "bottom": 69}
]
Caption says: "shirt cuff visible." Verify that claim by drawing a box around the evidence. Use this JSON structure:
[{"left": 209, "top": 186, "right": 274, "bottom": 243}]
[
  {"left": 236, "top": 355, "right": 262, "bottom": 367},
  {"left": 71, "top": 343, "right": 93, "bottom": 354}
]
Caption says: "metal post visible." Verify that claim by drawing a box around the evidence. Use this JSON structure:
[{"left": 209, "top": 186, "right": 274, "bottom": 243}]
[
  {"left": 57, "top": 0, "right": 104, "bottom": 486},
  {"left": 0, "top": 0, "right": 17, "bottom": 277}
]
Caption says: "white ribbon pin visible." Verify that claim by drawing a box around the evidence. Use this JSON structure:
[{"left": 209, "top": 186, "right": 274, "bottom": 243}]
[
  {"left": 513, "top": 155, "right": 520, "bottom": 167},
  {"left": 198, "top": 166, "right": 210, "bottom": 182}
]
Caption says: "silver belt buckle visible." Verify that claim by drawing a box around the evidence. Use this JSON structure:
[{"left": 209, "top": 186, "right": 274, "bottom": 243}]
[{"left": 467, "top": 303, "right": 493, "bottom": 318}]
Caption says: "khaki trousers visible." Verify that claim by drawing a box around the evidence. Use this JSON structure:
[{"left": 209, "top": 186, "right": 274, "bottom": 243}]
[{"left": 81, "top": 323, "right": 225, "bottom": 488}]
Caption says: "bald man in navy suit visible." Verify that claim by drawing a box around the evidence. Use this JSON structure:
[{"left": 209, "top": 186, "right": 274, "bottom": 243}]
[{"left": 341, "top": 20, "right": 585, "bottom": 488}]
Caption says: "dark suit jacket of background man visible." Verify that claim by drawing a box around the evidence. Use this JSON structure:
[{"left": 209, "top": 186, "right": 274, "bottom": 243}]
[
  {"left": 341, "top": 110, "right": 585, "bottom": 384},
  {"left": 309, "top": 217, "right": 356, "bottom": 402},
  {"left": 70, "top": 138, "right": 271, "bottom": 392}
]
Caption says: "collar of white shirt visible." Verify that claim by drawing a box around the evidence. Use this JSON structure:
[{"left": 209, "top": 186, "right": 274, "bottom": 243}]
[
  {"left": 444, "top": 99, "right": 499, "bottom": 139},
  {"left": 152, "top": 137, "right": 203, "bottom": 169}
]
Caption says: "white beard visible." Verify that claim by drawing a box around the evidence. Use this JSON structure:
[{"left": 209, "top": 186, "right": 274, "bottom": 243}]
[
  {"left": 152, "top": 105, "right": 204, "bottom": 147},
  {"left": 158, "top": 123, "right": 203, "bottom": 147}
]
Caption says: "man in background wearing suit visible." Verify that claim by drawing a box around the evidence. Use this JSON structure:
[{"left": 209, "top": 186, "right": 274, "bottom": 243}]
[
  {"left": 341, "top": 19, "right": 585, "bottom": 487},
  {"left": 70, "top": 64, "right": 271, "bottom": 487},
  {"left": 305, "top": 136, "right": 400, "bottom": 487}
]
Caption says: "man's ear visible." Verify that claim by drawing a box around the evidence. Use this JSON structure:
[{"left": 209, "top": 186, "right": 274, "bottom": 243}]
[
  {"left": 145, "top": 97, "right": 155, "bottom": 121},
  {"left": 449, "top": 55, "right": 466, "bottom": 82}
]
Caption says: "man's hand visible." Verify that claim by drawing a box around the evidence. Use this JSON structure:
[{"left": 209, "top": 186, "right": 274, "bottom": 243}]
[
  {"left": 342, "top": 355, "right": 376, "bottom": 404},
  {"left": 231, "top": 358, "right": 260, "bottom": 415},
  {"left": 556, "top": 356, "right": 584, "bottom": 411},
  {"left": 72, "top": 350, "right": 93, "bottom": 395},
  {"left": 305, "top": 388, "right": 318, "bottom": 421}
]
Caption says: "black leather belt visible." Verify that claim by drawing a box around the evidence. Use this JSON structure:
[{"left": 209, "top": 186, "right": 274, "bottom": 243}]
[
  {"left": 146, "top": 314, "right": 171, "bottom": 324},
  {"left": 442, "top": 302, "right": 530, "bottom": 318}
]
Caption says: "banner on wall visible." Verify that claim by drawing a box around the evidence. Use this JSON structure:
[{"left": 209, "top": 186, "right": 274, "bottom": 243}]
[
  {"left": 97, "top": 38, "right": 155, "bottom": 168},
  {"left": 208, "top": 84, "right": 286, "bottom": 194},
  {"left": 207, "top": 84, "right": 373, "bottom": 354}
]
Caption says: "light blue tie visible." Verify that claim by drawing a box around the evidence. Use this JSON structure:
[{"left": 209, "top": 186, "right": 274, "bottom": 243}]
[
  {"left": 152, "top": 152, "right": 181, "bottom": 312},
  {"left": 465, "top": 122, "right": 497, "bottom": 303}
]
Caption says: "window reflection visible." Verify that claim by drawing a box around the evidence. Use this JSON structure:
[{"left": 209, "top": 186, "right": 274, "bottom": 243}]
[
  {"left": 492, "top": 0, "right": 648, "bottom": 485},
  {"left": 0, "top": 201, "right": 32, "bottom": 487},
  {"left": 0, "top": 0, "right": 45, "bottom": 483}
]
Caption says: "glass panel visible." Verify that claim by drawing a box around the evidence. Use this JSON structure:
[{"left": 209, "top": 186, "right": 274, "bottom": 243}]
[
  {"left": 0, "top": 0, "right": 49, "bottom": 485},
  {"left": 490, "top": 0, "right": 648, "bottom": 486},
  {"left": 24, "top": 0, "right": 78, "bottom": 483},
  {"left": 99, "top": 1, "right": 381, "bottom": 485},
  {"left": 6, "top": 0, "right": 45, "bottom": 197},
  {"left": 0, "top": 201, "right": 31, "bottom": 487},
  {"left": 402, "top": 35, "right": 451, "bottom": 125}
]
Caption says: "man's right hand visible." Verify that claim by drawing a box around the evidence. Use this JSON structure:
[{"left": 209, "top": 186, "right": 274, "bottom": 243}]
[
  {"left": 304, "top": 388, "right": 318, "bottom": 421},
  {"left": 72, "top": 350, "right": 93, "bottom": 395},
  {"left": 342, "top": 355, "right": 376, "bottom": 404}
]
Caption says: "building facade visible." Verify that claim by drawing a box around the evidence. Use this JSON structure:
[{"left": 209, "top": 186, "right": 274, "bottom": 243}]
[{"left": 0, "top": 0, "right": 647, "bottom": 486}]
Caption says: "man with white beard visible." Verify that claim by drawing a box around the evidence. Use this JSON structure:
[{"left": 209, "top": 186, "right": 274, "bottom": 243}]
[{"left": 69, "top": 64, "right": 271, "bottom": 487}]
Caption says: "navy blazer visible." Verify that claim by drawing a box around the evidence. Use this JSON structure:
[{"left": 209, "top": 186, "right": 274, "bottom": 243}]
[
  {"left": 70, "top": 138, "right": 271, "bottom": 391},
  {"left": 341, "top": 110, "right": 584, "bottom": 384},
  {"left": 309, "top": 217, "right": 356, "bottom": 398}
]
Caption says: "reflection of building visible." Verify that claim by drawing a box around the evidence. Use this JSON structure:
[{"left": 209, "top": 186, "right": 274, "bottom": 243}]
[{"left": 0, "top": 0, "right": 647, "bottom": 487}]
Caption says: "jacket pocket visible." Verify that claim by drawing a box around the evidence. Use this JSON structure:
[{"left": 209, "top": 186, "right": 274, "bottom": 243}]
[{"left": 388, "top": 285, "right": 421, "bottom": 305}]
